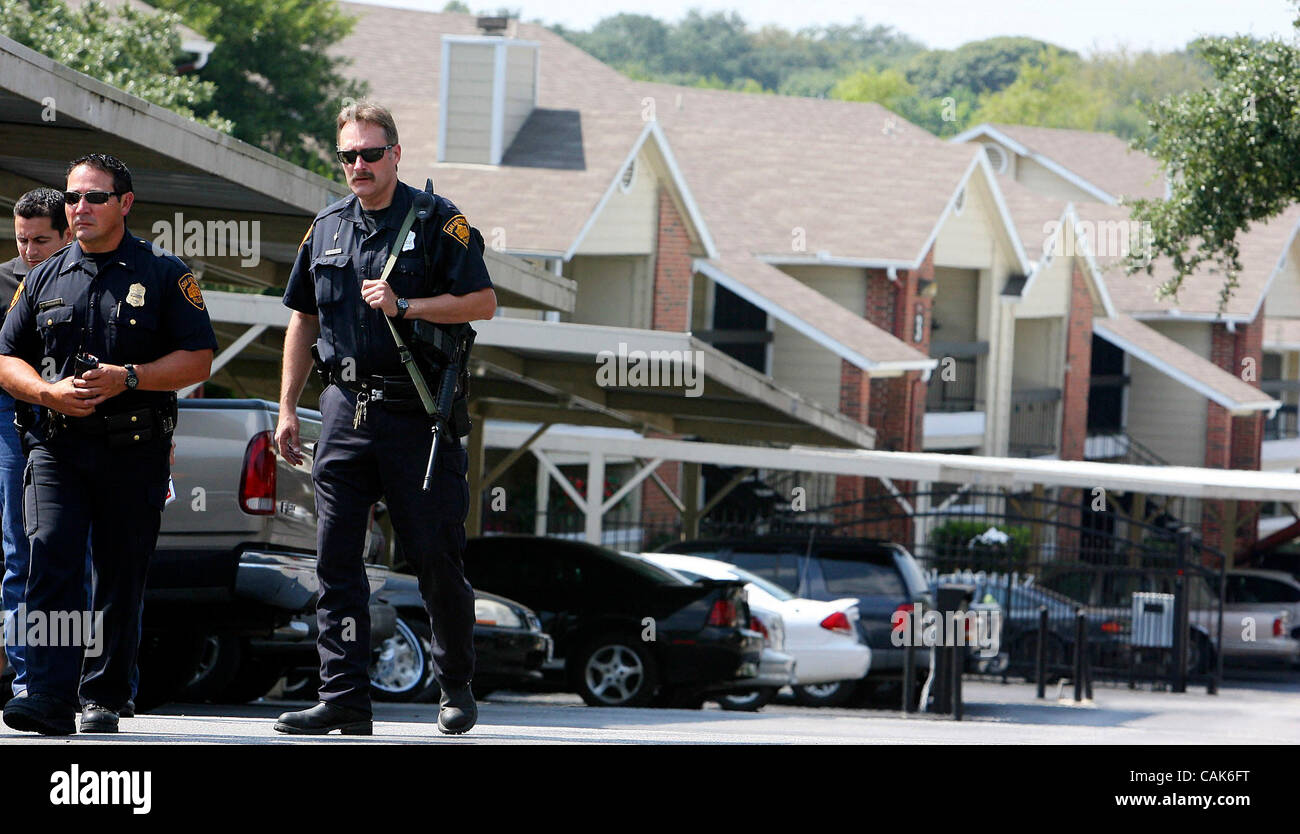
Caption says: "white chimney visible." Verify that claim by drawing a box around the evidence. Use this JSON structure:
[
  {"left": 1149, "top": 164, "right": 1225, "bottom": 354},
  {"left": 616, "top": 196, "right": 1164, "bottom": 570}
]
[{"left": 439, "top": 34, "right": 539, "bottom": 165}]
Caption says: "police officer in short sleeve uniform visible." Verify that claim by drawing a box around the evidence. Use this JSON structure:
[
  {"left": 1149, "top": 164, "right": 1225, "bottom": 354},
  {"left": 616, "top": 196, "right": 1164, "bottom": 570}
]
[
  {"left": 274, "top": 103, "right": 495, "bottom": 736},
  {"left": 0, "top": 154, "right": 216, "bottom": 736}
]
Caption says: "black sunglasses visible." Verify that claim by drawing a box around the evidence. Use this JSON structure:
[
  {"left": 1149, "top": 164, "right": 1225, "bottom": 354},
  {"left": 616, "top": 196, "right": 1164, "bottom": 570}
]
[
  {"left": 63, "top": 190, "right": 122, "bottom": 205},
  {"left": 335, "top": 144, "right": 394, "bottom": 165}
]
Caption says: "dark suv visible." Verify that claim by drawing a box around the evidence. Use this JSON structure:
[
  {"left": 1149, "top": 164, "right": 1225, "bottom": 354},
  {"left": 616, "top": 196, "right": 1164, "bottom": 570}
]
[{"left": 658, "top": 536, "right": 933, "bottom": 702}]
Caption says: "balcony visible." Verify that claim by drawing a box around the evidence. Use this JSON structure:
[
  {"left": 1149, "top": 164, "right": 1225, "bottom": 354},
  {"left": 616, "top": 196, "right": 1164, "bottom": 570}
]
[
  {"left": 924, "top": 343, "right": 986, "bottom": 450},
  {"left": 1008, "top": 387, "right": 1061, "bottom": 458}
]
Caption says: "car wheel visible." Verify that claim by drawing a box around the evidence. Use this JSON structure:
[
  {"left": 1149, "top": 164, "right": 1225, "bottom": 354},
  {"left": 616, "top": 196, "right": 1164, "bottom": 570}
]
[
  {"left": 792, "top": 679, "right": 858, "bottom": 707},
  {"left": 134, "top": 632, "right": 207, "bottom": 713},
  {"left": 280, "top": 668, "right": 317, "bottom": 700},
  {"left": 571, "top": 633, "right": 659, "bottom": 708},
  {"left": 178, "top": 634, "right": 243, "bottom": 703},
  {"left": 370, "top": 615, "right": 433, "bottom": 702},
  {"left": 716, "top": 686, "right": 777, "bottom": 711},
  {"left": 218, "top": 654, "right": 288, "bottom": 704}
]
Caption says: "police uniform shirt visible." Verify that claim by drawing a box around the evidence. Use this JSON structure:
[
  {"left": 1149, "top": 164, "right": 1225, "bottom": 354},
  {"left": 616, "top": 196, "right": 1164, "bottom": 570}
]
[
  {"left": 0, "top": 256, "right": 29, "bottom": 326},
  {"left": 282, "top": 182, "right": 493, "bottom": 380},
  {"left": 0, "top": 230, "right": 218, "bottom": 413}
]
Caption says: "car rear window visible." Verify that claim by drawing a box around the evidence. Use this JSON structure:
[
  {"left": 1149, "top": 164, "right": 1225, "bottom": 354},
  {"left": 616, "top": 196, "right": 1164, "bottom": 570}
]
[
  {"left": 727, "top": 550, "right": 801, "bottom": 593},
  {"left": 818, "top": 556, "right": 906, "bottom": 597}
]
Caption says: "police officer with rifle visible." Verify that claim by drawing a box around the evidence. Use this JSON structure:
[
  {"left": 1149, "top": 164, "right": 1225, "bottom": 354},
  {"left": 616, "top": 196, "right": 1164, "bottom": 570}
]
[{"left": 274, "top": 102, "right": 495, "bottom": 736}]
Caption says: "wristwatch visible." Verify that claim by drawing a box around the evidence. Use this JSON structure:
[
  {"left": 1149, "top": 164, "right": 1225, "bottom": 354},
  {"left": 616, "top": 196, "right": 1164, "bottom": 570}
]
[
  {"left": 395, "top": 297, "right": 410, "bottom": 320},
  {"left": 124, "top": 364, "right": 139, "bottom": 390}
]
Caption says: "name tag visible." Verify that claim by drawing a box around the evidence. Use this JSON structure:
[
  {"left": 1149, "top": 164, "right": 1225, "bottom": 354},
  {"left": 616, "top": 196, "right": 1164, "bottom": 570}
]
[
  {"left": 324, "top": 248, "right": 343, "bottom": 256},
  {"left": 36, "top": 298, "right": 65, "bottom": 312}
]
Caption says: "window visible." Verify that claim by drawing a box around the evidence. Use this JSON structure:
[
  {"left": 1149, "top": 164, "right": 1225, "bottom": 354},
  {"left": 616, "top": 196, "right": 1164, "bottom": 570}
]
[
  {"left": 618, "top": 159, "right": 637, "bottom": 193},
  {"left": 728, "top": 550, "right": 801, "bottom": 593},
  {"left": 818, "top": 556, "right": 906, "bottom": 597}
]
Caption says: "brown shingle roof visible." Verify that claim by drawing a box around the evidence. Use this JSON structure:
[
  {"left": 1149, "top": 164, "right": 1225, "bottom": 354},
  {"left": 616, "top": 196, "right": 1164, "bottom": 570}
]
[
  {"left": 1093, "top": 314, "right": 1277, "bottom": 413},
  {"left": 985, "top": 123, "right": 1166, "bottom": 202},
  {"left": 1264, "top": 317, "right": 1300, "bottom": 350},
  {"left": 701, "top": 254, "right": 934, "bottom": 369},
  {"left": 1080, "top": 202, "right": 1300, "bottom": 320}
]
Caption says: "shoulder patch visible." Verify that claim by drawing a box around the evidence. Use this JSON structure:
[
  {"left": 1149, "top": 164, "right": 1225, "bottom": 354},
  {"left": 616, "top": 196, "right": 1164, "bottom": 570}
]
[
  {"left": 179, "top": 273, "right": 205, "bottom": 311},
  {"left": 8, "top": 280, "right": 22, "bottom": 312},
  {"left": 443, "top": 214, "right": 471, "bottom": 248},
  {"left": 299, "top": 221, "right": 315, "bottom": 250}
]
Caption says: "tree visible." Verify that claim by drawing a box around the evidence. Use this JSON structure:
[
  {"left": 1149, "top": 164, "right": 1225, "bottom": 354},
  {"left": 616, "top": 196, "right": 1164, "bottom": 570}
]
[
  {"left": 1125, "top": 17, "right": 1300, "bottom": 306},
  {"left": 0, "top": 0, "right": 229, "bottom": 130},
  {"left": 831, "top": 68, "right": 916, "bottom": 111},
  {"left": 905, "top": 37, "right": 1068, "bottom": 100},
  {"left": 152, "top": 0, "right": 368, "bottom": 179},
  {"left": 971, "top": 48, "right": 1103, "bottom": 130},
  {"left": 1082, "top": 48, "right": 1212, "bottom": 142}
]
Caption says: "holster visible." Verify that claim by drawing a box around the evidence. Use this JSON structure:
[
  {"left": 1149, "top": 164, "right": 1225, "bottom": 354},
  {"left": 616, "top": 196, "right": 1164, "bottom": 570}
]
[{"left": 310, "top": 343, "right": 330, "bottom": 388}]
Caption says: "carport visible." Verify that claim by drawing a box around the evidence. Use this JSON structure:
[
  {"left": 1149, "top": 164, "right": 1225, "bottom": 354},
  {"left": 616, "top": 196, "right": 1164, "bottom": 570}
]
[{"left": 0, "top": 34, "right": 576, "bottom": 400}]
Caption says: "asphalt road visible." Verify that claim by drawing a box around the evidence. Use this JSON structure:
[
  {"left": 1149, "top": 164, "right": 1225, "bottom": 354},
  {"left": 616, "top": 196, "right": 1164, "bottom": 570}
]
[{"left": 3, "top": 671, "right": 1298, "bottom": 744}]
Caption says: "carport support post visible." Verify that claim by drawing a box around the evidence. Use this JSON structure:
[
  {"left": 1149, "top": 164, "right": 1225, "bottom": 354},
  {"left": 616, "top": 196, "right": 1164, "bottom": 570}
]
[
  {"left": 585, "top": 451, "right": 605, "bottom": 544},
  {"left": 681, "top": 462, "right": 702, "bottom": 540},
  {"left": 1172, "top": 527, "right": 1190, "bottom": 693},
  {"left": 534, "top": 460, "right": 550, "bottom": 536}
]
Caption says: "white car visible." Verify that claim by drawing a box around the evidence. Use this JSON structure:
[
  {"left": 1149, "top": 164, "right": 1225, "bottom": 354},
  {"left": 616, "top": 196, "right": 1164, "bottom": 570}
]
[{"left": 640, "top": 553, "right": 871, "bottom": 696}]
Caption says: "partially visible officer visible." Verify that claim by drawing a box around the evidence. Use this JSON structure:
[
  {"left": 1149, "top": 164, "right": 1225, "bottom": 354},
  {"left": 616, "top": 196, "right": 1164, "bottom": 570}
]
[
  {"left": 274, "top": 101, "right": 495, "bottom": 736},
  {"left": 0, "top": 154, "right": 216, "bottom": 735},
  {"left": 0, "top": 188, "right": 72, "bottom": 699}
]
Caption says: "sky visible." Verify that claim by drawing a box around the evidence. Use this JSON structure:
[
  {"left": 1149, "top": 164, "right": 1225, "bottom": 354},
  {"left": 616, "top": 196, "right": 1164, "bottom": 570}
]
[{"left": 348, "top": 0, "right": 1299, "bottom": 54}]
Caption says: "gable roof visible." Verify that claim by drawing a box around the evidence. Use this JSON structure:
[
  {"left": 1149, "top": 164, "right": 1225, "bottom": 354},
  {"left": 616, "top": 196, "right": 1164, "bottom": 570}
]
[
  {"left": 697, "top": 254, "right": 935, "bottom": 373},
  {"left": 1079, "top": 201, "right": 1300, "bottom": 321},
  {"left": 1093, "top": 314, "right": 1278, "bottom": 415},
  {"left": 953, "top": 123, "right": 1166, "bottom": 204}
]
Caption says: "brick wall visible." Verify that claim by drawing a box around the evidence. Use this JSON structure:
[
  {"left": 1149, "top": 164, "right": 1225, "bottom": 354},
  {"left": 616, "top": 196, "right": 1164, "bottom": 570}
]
[
  {"left": 836, "top": 254, "right": 934, "bottom": 545},
  {"left": 652, "top": 187, "right": 691, "bottom": 332},
  {"left": 1059, "top": 266, "right": 1094, "bottom": 461},
  {"left": 641, "top": 188, "right": 694, "bottom": 530},
  {"left": 1202, "top": 314, "right": 1264, "bottom": 561}
]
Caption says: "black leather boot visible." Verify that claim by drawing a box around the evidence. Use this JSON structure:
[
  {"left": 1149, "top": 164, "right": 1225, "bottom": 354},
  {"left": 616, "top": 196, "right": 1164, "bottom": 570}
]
[
  {"left": 80, "top": 703, "right": 120, "bottom": 734},
  {"left": 273, "top": 702, "right": 372, "bottom": 735},
  {"left": 438, "top": 683, "right": 477, "bottom": 735},
  {"left": 3, "top": 694, "right": 76, "bottom": 736}
]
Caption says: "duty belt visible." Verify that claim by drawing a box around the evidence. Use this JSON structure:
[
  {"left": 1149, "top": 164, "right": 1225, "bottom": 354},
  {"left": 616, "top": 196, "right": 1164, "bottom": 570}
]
[{"left": 49, "top": 401, "right": 177, "bottom": 446}]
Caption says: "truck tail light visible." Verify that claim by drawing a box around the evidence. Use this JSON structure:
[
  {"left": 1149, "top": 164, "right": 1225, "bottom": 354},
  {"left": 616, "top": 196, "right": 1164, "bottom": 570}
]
[
  {"left": 1275, "top": 617, "right": 1286, "bottom": 638},
  {"left": 239, "top": 430, "right": 277, "bottom": 515}
]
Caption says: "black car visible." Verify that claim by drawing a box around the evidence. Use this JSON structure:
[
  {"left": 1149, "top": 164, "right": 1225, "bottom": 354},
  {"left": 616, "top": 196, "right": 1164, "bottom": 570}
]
[
  {"left": 464, "top": 536, "right": 763, "bottom": 708},
  {"left": 658, "top": 536, "right": 934, "bottom": 705},
  {"left": 367, "top": 573, "right": 552, "bottom": 702}
]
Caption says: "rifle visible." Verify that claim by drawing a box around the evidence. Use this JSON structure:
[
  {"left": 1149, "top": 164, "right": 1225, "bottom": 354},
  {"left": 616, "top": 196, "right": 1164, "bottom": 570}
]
[{"left": 377, "top": 178, "right": 477, "bottom": 492}]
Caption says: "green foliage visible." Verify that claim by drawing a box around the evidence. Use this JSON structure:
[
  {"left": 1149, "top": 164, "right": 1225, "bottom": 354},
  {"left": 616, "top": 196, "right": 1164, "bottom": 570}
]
[
  {"left": 1126, "top": 21, "right": 1300, "bottom": 308},
  {"left": 556, "top": 12, "right": 924, "bottom": 95},
  {"left": 928, "top": 520, "right": 1033, "bottom": 572},
  {"left": 905, "top": 36, "right": 1068, "bottom": 99},
  {"left": 0, "top": 0, "right": 229, "bottom": 130},
  {"left": 1082, "top": 47, "right": 1215, "bottom": 142},
  {"left": 972, "top": 48, "right": 1104, "bottom": 130},
  {"left": 151, "top": 0, "right": 368, "bottom": 180}
]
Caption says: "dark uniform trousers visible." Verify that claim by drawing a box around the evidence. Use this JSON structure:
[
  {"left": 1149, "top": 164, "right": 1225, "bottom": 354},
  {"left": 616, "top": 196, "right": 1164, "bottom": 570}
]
[
  {"left": 314, "top": 383, "right": 474, "bottom": 712},
  {"left": 22, "top": 431, "right": 169, "bottom": 709}
]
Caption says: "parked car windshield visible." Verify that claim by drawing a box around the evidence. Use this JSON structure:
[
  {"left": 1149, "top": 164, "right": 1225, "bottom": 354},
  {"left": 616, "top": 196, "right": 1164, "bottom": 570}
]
[
  {"left": 725, "top": 565, "right": 796, "bottom": 602},
  {"left": 818, "top": 555, "right": 906, "bottom": 597}
]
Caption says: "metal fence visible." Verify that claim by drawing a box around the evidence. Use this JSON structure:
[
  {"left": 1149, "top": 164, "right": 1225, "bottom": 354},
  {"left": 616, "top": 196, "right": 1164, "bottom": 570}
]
[
  {"left": 792, "top": 486, "right": 1225, "bottom": 690},
  {"left": 481, "top": 479, "right": 1225, "bottom": 691}
]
